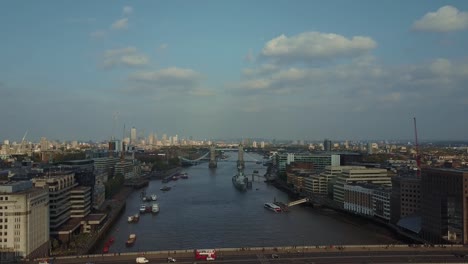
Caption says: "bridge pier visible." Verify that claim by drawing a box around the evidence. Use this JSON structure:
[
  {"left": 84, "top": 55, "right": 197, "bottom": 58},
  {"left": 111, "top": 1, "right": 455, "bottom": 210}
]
[{"left": 209, "top": 145, "right": 217, "bottom": 168}]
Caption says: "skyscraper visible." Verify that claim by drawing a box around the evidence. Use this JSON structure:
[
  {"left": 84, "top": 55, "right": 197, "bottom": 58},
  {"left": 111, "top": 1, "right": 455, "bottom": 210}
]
[
  {"left": 130, "top": 127, "right": 137, "bottom": 144},
  {"left": 324, "top": 139, "right": 332, "bottom": 152},
  {"left": 367, "top": 142, "right": 373, "bottom": 154}
]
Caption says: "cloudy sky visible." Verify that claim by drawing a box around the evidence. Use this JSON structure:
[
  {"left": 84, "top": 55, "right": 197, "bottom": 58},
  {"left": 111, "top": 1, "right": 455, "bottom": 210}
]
[{"left": 1, "top": 1, "right": 468, "bottom": 142}]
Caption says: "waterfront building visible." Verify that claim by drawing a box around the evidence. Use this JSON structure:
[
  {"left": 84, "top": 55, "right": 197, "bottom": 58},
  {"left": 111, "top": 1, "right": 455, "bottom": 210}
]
[
  {"left": 343, "top": 183, "right": 391, "bottom": 221},
  {"left": 59, "top": 160, "right": 99, "bottom": 210},
  {"left": 304, "top": 175, "right": 326, "bottom": 196},
  {"left": 333, "top": 167, "right": 391, "bottom": 208},
  {"left": 373, "top": 185, "right": 391, "bottom": 221},
  {"left": 390, "top": 175, "right": 421, "bottom": 224},
  {"left": 69, "top": 187, "right": 91, "bottom": 218},
  {"left": 32, "top": 172, "right": 78, "bottom": 230},
  {"left": 93, "top": 157, "right": 119, "bottom": 180},
  {"left": 276, "top": 153, "right": 340, "bottom": 174},
  {"left": 0, "top": 181, "right": 49, "bottom": 260},
  {"left": 344, "top": 183, "right": 374, "bottom": 216},
  {"left": 420, "top": 168, "right": 468, "bottom": 244},
  {"left": 115, "top": 159, "right": 138, "bottom": 179},
  {"left": 304, "top": 166, "right": 362, "bottom": 199}
]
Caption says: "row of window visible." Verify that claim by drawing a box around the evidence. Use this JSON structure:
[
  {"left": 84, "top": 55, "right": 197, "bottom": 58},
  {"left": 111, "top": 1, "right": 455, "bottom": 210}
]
[{"left": 0, "top": 197, "right": 9, "bottom": 201}]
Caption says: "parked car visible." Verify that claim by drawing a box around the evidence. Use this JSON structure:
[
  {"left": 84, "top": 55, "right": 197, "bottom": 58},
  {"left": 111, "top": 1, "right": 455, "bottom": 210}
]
[
  {"left": 271, "top": 254, "right": 279, "bottom": 259},
  {"left": 167, "top": 257, "right": 176, "bottom": 262}
]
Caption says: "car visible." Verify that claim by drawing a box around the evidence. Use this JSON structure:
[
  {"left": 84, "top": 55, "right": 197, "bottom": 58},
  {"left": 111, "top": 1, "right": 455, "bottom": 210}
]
[
  {"left": 271, "top": 254, "right": 279, "bottom": 259},
  {"left": 38, "top": 260, "right": 49, "bottom": 264},
  {"left": 167, "top": 257, "right": 176, "bottom": 262},
  {"left": 206, "top": 256, "right": 215, "bottom": 261},
  {"left": 136, "top": 257, "right": 149, "bottom": 263}
]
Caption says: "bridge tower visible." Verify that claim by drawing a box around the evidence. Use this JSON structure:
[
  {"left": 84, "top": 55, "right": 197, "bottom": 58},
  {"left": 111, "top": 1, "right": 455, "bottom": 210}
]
[
  {"left": 209, "top": 144, "right": 217, "bottom": 168},
  {"left": 237, "top": 143, "right": 245, "bottom": 170}
]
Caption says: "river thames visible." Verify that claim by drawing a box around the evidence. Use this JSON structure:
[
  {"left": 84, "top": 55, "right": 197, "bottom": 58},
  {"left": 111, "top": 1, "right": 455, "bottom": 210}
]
[{"left": 96, "top": 152, "right": 401, "bottom": 253}]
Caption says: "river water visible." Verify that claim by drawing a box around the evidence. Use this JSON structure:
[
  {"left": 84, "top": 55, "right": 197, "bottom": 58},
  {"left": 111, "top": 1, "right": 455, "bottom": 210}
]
[{"left": 97, "top": 152, "right": 401, "bottom": 253}]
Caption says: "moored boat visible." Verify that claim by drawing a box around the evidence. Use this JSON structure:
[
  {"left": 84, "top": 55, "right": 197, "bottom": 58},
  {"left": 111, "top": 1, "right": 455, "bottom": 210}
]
[
  {"left": 160, "top": 186, "right": 171, "bottom": 191},
  {"left": 145, "top": 205, "right": 152, "bottom": 213},
  {"left": 139, "top": 204, "right": 147, "bottom": 213},
  {"left": 180, "top": 173, "right": 188, "bottom": 179},
  {"left": 151, "top": 203, "right": 159, "bottom": 213},
  {"left": 151, "top": 194, "right": 157, "bottom": 201},
  {"left": 126, "top": 234, "right": 136, "bottom": 247}
]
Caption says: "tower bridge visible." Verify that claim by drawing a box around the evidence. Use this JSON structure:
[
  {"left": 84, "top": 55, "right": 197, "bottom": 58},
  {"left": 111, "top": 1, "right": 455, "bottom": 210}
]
[{"left": 178, "top": 145, "right": 267, "bottom": 167}]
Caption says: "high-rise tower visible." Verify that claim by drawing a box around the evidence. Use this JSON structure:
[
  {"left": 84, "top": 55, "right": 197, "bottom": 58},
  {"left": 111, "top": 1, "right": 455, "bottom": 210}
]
[{"left": 130, "top": 127, "right": 137, "bottom": 144}]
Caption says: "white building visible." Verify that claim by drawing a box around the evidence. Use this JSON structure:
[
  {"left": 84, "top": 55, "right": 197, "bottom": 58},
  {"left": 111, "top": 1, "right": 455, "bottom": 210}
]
[
  {"left": 333, "top": 167, "right": 391, "bottom": 207},
  {"left": 0, "top": 181, "right": 49, "bottom": 260}
]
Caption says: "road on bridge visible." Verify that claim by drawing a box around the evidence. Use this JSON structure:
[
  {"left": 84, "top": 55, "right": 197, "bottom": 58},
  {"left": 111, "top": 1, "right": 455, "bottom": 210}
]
[{"left": 34, "top": 250, "right": 468, "bottom": 264}]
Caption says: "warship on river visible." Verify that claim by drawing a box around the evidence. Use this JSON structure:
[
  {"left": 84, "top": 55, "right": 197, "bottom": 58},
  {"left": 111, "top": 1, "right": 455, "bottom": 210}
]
[{"left": 232, "top": 143, "right": 249, "bottom": 191}]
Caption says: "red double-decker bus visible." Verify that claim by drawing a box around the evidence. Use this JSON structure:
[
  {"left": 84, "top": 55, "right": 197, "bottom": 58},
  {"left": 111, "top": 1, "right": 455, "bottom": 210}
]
[{"left": 194, "top": 249, "right": 216, "bottom": 260}]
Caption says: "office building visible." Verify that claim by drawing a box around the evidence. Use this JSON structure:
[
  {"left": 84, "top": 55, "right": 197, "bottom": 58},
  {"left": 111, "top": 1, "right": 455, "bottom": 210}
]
[
  {"left": 304, "top": 165, "right": 359, "bottom": 198},
  {"left": 0, "top": 181, "right": 49, "bottom": 260},
  {"left": 333, "top": 167, "right": 391, "bottom": 207},
  {"left": 343, "top": 183, "right": 391, "bottom": 221},
  {"left": 390, "top": 175, "right": 421, "bottom": 224},
  {"left": 421, "top": 168, "right": 468, "bottom": 244},
  {"left": 32, "top": 172, "right": 78, "bottom": 230},
  {"left": 276, "top": 153, "right": 340, "bottom": 173}
]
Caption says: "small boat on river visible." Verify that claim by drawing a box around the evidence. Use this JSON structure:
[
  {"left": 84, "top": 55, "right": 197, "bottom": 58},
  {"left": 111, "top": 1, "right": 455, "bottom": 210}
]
[
  {"left": 126, "top": 234, "right": 136, "bottom": 247},
  {"left": 160, "top": 186, "right": 171, "bottom": 191}
]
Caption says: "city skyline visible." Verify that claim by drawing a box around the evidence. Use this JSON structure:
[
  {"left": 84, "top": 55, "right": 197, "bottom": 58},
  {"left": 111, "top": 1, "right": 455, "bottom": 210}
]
[{"left": 1, "top": 1, "right": 468, "bottom": 141}]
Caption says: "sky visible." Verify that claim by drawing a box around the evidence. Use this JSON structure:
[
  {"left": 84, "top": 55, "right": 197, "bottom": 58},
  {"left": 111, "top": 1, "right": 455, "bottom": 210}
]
[{"left": 1, "top": 0, "right": 468, "bottom": 142}]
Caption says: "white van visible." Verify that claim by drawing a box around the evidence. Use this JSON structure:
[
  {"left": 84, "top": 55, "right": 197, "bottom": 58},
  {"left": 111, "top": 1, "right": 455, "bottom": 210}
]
[{"left": 136, "top": 257, "right": 149, "bottom": 263}]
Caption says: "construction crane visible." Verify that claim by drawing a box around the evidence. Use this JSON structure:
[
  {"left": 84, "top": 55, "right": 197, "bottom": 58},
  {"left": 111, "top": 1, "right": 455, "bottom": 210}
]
[
  {"left": 413, "top": 117, "right": 421, "bottom": 177},
  {"left": 16, "top": 131, "right": 28, "bottom": 154}
]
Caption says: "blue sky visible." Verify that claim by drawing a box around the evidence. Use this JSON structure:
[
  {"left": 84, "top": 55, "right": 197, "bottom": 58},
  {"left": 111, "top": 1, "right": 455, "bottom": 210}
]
[{"left": 1, "top": 0, "right": 468, "bottom": 142}]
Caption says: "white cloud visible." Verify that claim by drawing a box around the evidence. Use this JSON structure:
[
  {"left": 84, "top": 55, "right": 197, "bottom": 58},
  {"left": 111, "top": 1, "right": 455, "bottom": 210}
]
[
  {"left": 102, "top": 47, "right": 149, "bottom": 68},
  {"left": 261, "top": 32, "right": 376, "bottom": 62},
  {"left": 123, "top": 6, "right": 133, "bottom": 15},
  {"left": 412, "top": 5, "right": 468, "bottom": 32},
  {"left": 129, "top": 67, "right": 201, "bottom": 87},
  {"left": 90, "top": 30, "right": 107, "bottom": 38},
  {"left": 111, "top": 18, "right": 128, "bottom": 30}
]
